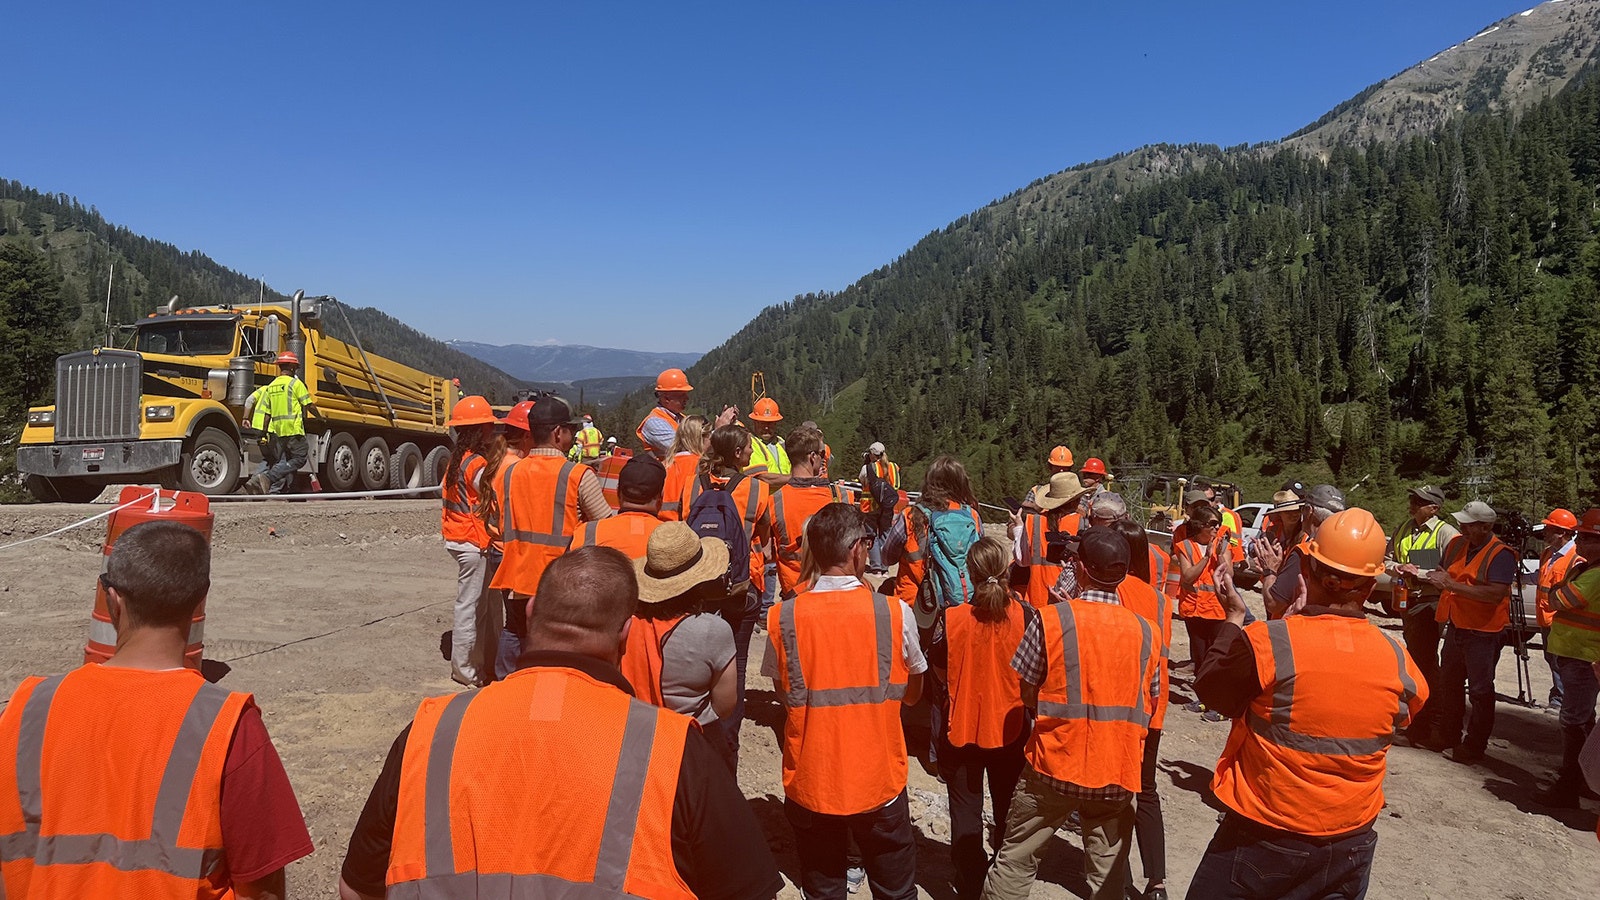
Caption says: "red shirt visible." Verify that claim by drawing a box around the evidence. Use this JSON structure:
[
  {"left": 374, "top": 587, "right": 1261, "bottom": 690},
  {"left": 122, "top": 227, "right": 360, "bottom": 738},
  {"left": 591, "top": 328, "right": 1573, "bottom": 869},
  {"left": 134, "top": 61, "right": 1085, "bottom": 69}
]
[{"left": 221, "top": 703, "right": 316, "bottom": 882}]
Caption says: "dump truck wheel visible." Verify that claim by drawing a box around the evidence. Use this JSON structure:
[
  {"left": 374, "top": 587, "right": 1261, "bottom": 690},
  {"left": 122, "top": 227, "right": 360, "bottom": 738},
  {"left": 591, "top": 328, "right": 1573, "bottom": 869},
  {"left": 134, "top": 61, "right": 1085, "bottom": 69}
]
[
  {"left": 422, "top": 445, "right": 450, "bottom": 487},
  {"left": 358, "top": 436, "right": 390, "bottom": 492},
  {"left": 389, "top": 442, "right": 424, "bottom": 492},
  {"left": 179, "top": 427, "right": 241, "bottom": 495},
  {"left": 24, "top": 474, "right": 103, "bottom": 504},
  {"left": 325, "top": 432, "right": 361, "bottom": 493}
]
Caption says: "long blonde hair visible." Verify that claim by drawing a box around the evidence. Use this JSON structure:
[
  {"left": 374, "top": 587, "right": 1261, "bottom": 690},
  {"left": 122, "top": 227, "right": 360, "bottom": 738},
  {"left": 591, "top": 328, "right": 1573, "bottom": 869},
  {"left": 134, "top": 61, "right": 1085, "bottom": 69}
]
[
  {"left": 966, "top": 536, "right": 1012, "bottom": 622},
  {"left": 672, "top": 414, "right": 710, "bottom": 457}
]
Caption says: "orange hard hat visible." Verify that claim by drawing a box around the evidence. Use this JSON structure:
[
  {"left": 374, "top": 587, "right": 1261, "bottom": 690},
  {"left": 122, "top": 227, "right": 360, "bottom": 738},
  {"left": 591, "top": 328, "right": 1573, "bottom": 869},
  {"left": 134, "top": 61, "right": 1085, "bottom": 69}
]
[
  {"left": 1575, "top": 508, "right": 1600, "bottom": 536},
  {"left": 275, "top": 351, "right": 300, "bottom": 366},
  {"left": 1048, "top": 446, "right": 1074, "bottom": 467},
  {"left": 504, "top": 400, "right": 535, "bottom": 432},
  {"left": 655, "top": 368, "right": 693, "bottom": 392},
  {"left": 447, "top": 395, "right": 497, "bottom": 428},
  {"left": 1081, "top": 457, "right": 1107, "bottom": 476},
  {"left": 750, "top": 397, "right": 783, "bottom": 422},
  {"left": 1306, "top": 508, "right": 1386, "bottom": 577},
  {"left": 1543, "top": 508, "right": 1578, "bottom": 530}
]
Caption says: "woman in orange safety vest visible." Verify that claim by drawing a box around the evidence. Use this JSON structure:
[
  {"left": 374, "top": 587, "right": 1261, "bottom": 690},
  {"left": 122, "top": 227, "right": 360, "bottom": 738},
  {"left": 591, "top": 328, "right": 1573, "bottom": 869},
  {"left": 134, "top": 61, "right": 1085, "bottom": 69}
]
[
  {"left": 475, "top": 399, "right": 530, "bottom": 682},
  {"left": 442, "top": 396, "right": 504, "bottom": 688},
  {"left": 623, "top": 522, "right": 740, "bottom": 771},
  {"left": 932, "top": 536, "right": 1032, "bottom": 900},
  {"left": 1175, "top": 505, "right": 1227, "bottom": 722},
  {"left": 659, "top": 414, "right": 709, "bottom": 522}
]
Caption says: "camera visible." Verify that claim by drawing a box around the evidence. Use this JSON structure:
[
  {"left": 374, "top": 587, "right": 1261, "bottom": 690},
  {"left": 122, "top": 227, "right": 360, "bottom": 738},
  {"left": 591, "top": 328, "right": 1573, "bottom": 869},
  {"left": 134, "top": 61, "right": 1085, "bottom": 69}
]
[
  {"left": 1494, "top": 512, "right": 1534, "bottom": 550},
  {"left": 1044, "top": 533, "right": 1080, "bottom": 565}
]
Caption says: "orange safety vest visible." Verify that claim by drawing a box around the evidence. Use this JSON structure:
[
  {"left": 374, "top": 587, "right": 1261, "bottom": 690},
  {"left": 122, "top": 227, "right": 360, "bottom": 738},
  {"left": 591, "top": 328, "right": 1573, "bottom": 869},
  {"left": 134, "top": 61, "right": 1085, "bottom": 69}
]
[
  {"left": 1173, "top": 518, "right": 1245, "bottom": 565},
  {"left": 594, "top": 452, "right": 632, "bottom": 512},
  {"left": 768, "top": 584, "right": 909, "bottom": 815},
  {"left": 1020, "top": 512, "right": 1082, "bottom": 608},
  {"left": 1115, "top": 576, "right": 1173, "bottom": 731},
  {"left": 581, "top": 511, "right": 664, "bottom": 561},
  {"left": 894, "top": 503, "right": 983, "bottom": 607},
  {"left": 772, "top": 483, "right": 837, "bottom": 601},
  {"left": 944, "top": 599, "right": 1028, "bottom": 749},
  {"left": 1210, "top": 615, "right": 1426, "bottom": 836},
  {"left": 681, "top": 473, "right": 771, "bottom": 581},
  {"left": 620, "top": 616, "right": 688, "bottom": 708},
  {"left": 441, "top": 451, "right": 490, "bottom": 548},
  {"left": 858, "top": 460, "right": 900, "bottom": 514},
  {"left": 489, "top": 456, "right": 587, "bottom": 595},
  {"left": 635, "top": 407, "right": 681, "bottom": 455},
  {"left": 1026, "top": 599, "right": 1158, "bottom": 793},
  {"left": 657, "top": 452, "right": 699, "bottom": 522},
  {"left": 1174, "top": 538, "right": 1225, "bottom": 620},
  {"left": 0, "top": 666, "right": 251, "bottom": 900},
  {"left": 1537, "top": 544, "right": 1578, "bottom": 627},
  {"left": 820, "top": 444, "right": 832, "bottom": 479},
  {"left": 386, "top": 666, "right": 694, "bottom": 899},
  {"left": 1435, "top": 536, "right": 1513, "bottom": 632}
]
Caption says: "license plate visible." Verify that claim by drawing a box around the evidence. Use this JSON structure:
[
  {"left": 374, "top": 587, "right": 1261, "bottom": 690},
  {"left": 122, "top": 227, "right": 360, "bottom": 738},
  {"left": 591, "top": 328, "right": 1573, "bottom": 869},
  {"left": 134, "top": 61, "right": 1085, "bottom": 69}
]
[{"left": 82, "top": 447, "right": 105, "bottom": 461}]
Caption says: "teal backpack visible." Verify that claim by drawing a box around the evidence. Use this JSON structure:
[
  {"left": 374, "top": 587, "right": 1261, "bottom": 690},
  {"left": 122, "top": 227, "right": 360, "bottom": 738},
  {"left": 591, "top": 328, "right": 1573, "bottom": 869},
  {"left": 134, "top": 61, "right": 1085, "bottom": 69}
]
[{"left": 913, "top": 504, "right": 981, "bottom": 627}]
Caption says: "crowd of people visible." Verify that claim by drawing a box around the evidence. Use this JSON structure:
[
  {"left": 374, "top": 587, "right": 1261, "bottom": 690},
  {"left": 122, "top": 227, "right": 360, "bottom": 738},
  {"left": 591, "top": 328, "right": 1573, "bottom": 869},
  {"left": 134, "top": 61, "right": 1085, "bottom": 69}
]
[{"left": 2, "top": 366, "right": 1599, "bottom": 900}]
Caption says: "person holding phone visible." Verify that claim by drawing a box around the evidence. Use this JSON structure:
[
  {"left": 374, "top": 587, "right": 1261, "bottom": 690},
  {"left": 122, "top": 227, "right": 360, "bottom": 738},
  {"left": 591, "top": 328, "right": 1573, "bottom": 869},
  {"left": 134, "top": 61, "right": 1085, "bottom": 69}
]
[{"left": 1175, "top": 505, "right": 1227, "bottom": 721}]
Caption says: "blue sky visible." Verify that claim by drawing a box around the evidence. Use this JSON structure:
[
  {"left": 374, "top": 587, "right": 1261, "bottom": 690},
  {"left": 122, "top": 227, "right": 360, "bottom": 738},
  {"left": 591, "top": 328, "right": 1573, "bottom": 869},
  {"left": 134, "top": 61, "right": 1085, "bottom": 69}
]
[{"left": 6, "top": 1, "right": 1535, "bottom": 352}]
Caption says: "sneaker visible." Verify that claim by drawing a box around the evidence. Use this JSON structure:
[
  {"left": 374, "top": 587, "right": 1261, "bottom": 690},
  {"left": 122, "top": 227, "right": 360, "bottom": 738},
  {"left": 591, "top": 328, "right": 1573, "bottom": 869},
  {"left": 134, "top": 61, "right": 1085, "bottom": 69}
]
[
  {"left": 846, "top": 866, "right": 865, "bottom": 894},
  {"left": 1202, "top": 709, "right": 1226, "bottom": 723},
  {"left": 252, "top": 473, "right": 271, "bottom": 495},
  {"left": 1184, "top": 700, "right": 1206, "bottom": 714}
]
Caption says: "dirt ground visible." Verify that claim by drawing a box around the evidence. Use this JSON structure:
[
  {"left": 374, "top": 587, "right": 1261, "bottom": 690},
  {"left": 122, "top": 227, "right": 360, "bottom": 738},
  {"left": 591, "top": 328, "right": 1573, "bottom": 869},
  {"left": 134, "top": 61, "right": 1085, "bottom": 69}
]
[{"left": 0, "top": 498, "right": 1595, "bottom": 899}]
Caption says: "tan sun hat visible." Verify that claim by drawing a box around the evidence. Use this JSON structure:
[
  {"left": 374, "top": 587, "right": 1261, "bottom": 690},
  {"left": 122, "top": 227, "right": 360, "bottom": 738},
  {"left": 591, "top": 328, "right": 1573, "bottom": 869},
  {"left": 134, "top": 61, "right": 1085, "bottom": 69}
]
[
  {"left": 634, "top": 522, "right": 731, "bottom": 603},
  {"left": 1269, "top": 490, "right": 1306, "bottom": 513},
  {"left": 1032, "top": 472, "right": 1089, "bottom": 512}
]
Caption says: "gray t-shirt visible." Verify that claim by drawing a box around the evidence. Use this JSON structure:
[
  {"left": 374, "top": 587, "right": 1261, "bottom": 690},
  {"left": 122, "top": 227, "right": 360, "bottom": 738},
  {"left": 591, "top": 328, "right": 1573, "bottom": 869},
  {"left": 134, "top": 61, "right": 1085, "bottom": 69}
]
[{"left": 660, "top": 612, "right": 737, "bottom": 724}]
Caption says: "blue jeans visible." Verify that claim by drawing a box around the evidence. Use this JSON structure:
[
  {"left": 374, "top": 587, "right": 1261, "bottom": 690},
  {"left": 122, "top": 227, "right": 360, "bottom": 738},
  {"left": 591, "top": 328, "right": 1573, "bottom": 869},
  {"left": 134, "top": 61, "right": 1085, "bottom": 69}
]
[
  {"left": 1186, "top": 814, "right": 1377, "bottom": 900},
  {"left": 265, "top": 434, "right": 308, "bottom": 493},
  {"left": 1437, "top": 625, "right": 1504, "bottom": 751},
  {"left": 1543, "top": 627, "right": 1564, "bottom": 703},
  {"left": 495, "top": 594, "right": 526, "bottom": 680},
  {"left": 1554, "top": 655, "right": 1599, "bottom": 729},
  {"left": 761, "top": 562, "right": 779, "bottom": 614}
]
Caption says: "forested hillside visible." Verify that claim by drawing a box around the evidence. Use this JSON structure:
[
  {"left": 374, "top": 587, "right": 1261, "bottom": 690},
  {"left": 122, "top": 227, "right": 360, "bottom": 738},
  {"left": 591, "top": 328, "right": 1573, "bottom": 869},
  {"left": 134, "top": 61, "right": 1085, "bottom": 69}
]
[
  {"left": 651, "top": 65, "right": 1600, "bottom": 524},
  {"left": 0, "top": 182, "right": 527, "bottom": 400}
]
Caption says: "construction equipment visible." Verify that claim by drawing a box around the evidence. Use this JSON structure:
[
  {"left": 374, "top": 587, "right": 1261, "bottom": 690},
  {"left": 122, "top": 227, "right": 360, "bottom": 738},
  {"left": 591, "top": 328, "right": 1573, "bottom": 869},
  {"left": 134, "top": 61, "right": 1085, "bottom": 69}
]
[{"left": 19, "top": 291, "right": 457, "bottom": 500}]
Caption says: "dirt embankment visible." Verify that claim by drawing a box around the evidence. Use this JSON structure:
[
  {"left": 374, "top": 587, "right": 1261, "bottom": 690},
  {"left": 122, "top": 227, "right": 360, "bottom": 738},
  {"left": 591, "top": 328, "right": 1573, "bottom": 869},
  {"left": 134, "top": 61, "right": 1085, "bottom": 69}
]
[{"left": 0, "top": 499, "right": 1594, "bottom": 897}]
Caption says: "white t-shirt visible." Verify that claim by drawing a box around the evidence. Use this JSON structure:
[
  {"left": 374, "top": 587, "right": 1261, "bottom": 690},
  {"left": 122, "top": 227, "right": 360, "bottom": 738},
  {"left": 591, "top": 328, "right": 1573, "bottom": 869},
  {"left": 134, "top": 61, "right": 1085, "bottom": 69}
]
[{"left": 761, "top": 574, "right": 927, "bottom": 678}]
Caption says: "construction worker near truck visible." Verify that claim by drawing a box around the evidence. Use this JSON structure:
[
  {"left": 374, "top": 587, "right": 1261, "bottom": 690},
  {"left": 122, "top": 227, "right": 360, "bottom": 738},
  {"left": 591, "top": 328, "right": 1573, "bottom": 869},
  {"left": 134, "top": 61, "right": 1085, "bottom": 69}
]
[
  {"left": 487, "top": 395, "right": 614, "bottom": 677},
  {"left": 1188, "top": 508, "right": 1427, "bottom": 900},
  {"left": 1, "top": 521, "right": 313, "bottom": 900},
  {"left": 1535, "top": 508, "right": 1579, "bottom": 710},
  {"left": 1533, "top": 507, "right": 1600, "bottom": 809},
  {"left": 441, "top": 396, "right": 505, "bottom": 688},
  {"left": 338, "top": 547, "right": 783, "bottom": 900},
  {"left": 982, "top": 527, "right": 1161, "bottom": 900},
  {"left": 243, "top": 351, "right": 321, "bottom": 494},
  {"left": 636, "top": 368, "right": 736, "bottom": 462},
  {"left": 1420, "top": 500, "right": 1517, "bottom": 763},
  {"left": 765, "top": 503, "right": 927, "bottom": 900}
]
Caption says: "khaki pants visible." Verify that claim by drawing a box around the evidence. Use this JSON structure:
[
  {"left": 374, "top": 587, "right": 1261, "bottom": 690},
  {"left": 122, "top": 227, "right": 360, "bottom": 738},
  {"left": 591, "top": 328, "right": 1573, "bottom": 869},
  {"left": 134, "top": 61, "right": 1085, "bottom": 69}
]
[{"left": 981, "top": 768, "right": 1134, "bottom": 900}]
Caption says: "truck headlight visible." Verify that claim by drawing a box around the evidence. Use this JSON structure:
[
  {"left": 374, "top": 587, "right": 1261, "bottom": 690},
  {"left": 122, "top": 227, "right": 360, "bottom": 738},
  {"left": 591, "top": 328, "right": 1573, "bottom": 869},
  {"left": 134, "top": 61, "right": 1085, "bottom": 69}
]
[
  {"left": 145, "top": 405, "right": 177, "bottom": 422},
  {"left": 26, "top": 410, "right": 54, "bottom": 426}
]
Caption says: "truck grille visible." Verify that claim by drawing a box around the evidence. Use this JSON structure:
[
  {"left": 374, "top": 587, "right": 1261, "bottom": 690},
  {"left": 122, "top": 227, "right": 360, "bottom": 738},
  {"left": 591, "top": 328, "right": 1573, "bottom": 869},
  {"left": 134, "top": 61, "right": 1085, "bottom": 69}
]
[{"left": 54, "top": 349, "right": 142, "bottom": 442}]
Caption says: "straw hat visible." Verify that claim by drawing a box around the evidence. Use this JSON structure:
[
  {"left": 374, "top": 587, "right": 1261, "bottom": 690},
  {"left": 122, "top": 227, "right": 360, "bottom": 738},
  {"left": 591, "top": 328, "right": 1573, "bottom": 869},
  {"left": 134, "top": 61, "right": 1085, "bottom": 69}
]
[
  {"left": 1031, "top": 472, "right": 1089, "bottom": 512},
  {"left": 634, "top": 522, "right": 730, "bottom": 603},
  {"left": 1269, "top": 490, "right": 1306, "bottom": 513}
]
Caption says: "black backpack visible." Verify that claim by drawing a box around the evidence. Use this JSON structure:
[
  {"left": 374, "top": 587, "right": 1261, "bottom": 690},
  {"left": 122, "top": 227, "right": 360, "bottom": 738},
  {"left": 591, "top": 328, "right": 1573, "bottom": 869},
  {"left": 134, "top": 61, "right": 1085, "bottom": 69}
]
[{"left": 685, "top": 473, "right": 753, "bottom": 587}]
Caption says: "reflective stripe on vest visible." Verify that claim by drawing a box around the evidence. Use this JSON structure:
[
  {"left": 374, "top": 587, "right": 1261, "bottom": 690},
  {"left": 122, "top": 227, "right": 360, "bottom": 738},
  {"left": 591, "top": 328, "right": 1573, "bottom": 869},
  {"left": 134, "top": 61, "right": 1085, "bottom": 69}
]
[
  {"left": 500, "top": 460, "right": 580, "bottom": 547},
  {"left": 1246, "top": 619, "right": 1415, "bottom": 757},
  {"left": 1035, "top": 604, "right": 1155, "bottom": 726},
  {"left": 582, "top": 520, "right": 601, "bottom": 546},
  {"left": 391, "top": 692, "right": 664, "bottom": 899},
  {"left": 777, "top": 592, "right": 907, "bottom": 708},
  {"left": 1, "top": 675, "right": 230, "bottom": 879}
]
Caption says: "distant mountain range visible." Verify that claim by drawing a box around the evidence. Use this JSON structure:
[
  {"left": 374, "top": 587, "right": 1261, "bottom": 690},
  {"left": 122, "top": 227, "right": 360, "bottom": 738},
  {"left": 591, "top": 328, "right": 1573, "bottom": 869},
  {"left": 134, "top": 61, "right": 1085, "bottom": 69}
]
[{"left": 448, "top": 340, "right": 701, "bottom": 384}]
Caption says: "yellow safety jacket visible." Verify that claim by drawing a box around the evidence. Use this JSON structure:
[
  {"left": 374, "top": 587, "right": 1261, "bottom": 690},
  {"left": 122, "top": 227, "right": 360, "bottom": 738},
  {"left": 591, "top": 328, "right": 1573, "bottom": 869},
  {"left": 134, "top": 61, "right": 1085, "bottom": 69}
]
[
  {"left": 576, "top": 425, "right": 604, "bottom": 460},
  {"left": 250, "top": 375, "right": 310, "bottom": 436},
  {"left": 747, "top": 436, "right": 791, "bottom": 476}
]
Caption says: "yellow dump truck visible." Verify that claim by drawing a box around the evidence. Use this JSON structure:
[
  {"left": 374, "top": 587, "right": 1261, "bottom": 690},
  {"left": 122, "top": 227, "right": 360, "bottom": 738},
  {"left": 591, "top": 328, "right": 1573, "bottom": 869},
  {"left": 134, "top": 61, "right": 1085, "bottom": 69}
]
[{"left": 18, "top": 291, "right": 457, "bottom": 501}]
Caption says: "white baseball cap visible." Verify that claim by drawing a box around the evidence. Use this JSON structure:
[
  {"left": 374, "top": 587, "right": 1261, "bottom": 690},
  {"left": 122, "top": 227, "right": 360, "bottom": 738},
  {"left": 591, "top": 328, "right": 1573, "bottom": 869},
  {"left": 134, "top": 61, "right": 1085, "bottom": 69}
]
[
  {"left": 869, "top": 442, "right": 886, "bottom": 456},
  {"left": 1452, "top": 500, "right": 1497, "bottom": 524}
]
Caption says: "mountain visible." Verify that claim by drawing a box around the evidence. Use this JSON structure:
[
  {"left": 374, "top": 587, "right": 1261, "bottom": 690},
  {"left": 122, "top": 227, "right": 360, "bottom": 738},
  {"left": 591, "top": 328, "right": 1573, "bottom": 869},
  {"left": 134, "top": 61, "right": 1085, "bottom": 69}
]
[
  {"left": 614, "top": 4, "right": 1600, "bottom": 528},
  {"left": 449, "top": 340, "right": 701, "bottom": 383},
  {"left": 0, "top": 183, "right": 528, "bottom": 403}
]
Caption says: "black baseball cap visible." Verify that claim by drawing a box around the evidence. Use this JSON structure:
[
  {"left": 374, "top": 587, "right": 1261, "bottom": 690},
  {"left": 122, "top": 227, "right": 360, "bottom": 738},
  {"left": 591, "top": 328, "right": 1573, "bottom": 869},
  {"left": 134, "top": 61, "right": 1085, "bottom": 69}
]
[
  {"left": 527, "top": 395, "right": 582, "bottom": 428},
  {"left": 617, "top": 455, "right": 667, "bottom": 504},
  {"left": 1079, "top": 526, "right": 1130, "bottom": 585}
]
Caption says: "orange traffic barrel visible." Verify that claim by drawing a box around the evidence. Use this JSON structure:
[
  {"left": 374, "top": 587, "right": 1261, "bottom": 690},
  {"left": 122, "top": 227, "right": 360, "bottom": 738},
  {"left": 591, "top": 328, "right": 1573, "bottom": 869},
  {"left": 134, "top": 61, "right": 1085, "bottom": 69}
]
[
  {"left": 594, "top": 449, "right": 634, "bottom": 512},
  {"left": 86, "top": 487, "right": 214, "bottom": 670}
]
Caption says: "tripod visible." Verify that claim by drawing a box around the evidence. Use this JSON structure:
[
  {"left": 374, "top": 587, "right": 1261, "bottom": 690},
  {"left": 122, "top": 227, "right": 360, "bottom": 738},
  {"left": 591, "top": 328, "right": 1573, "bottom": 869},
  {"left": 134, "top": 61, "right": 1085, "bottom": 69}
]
[{"left": 1506, "top": 547, "right": 1537, "bottom": 708}]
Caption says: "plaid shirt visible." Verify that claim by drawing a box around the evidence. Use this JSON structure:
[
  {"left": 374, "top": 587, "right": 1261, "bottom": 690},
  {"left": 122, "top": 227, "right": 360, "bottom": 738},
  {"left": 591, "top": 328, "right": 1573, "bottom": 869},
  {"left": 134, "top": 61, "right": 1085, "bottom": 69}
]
[{"left": 1011, "top": 586, "right": 1148, "bottom": 802}]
